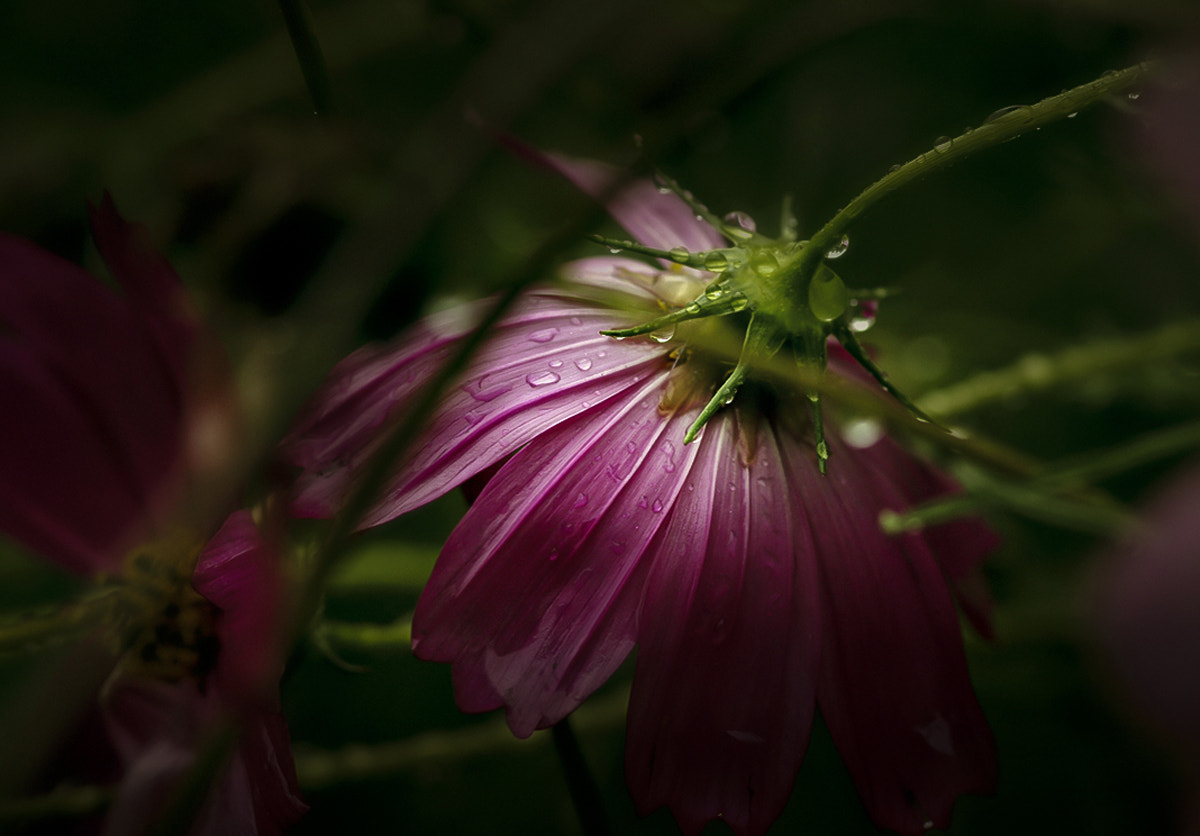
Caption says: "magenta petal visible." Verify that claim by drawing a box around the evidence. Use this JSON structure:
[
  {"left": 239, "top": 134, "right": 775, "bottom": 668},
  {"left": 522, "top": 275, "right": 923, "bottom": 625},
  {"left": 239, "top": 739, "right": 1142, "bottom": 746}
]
[
  {"left": 193, "top": 511, "right": 284, "bottom": 703},
  {"left": 0, "top": 231, "right": 191, "bottom": 573},
  {"left": 626, "top": 417, "right": 821, "bottom": 836},
  {"left": 284, "top": 291, "right": 666, "bottom": 525},
  {"left": 412, "top": 370, "right": 702, "bottom": 736},
  {"left": 519, "top": 147, "right": 726, "bottom": 253},
  {"left": 801, "top": 435, "right": 996, "bottom": 834}
]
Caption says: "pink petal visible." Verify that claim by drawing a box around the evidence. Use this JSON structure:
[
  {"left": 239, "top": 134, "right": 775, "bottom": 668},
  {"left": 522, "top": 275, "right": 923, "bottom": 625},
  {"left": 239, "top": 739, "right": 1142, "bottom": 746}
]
[
  {"left": 625, "top": 415, "right": 822, "bottom": 836},
  {"left": 1095, "top": 460, "right": 1200, "bottom": 751},
  {"left": 511, "top": 144, "right": 726, "bottom": 253},
  {"left": 0, "top": 230, "right": 191, "bottom": 573},
  {"left": 412, "top": 370, "right": 702, "bottom": 736},
  {"left": 800, "top": 433, "right": 996, "bottom": 834},
  {"left": 192, "top": 511, "right": 285, "bottom": 704},
  {"left": 284, "top": 289, "right": 666, "bottom": 526}
]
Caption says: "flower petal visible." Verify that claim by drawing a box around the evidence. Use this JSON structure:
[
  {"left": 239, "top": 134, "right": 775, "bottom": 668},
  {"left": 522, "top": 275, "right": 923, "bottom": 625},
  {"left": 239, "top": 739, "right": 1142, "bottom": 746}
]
[
  {"left": 0, "top": 228, "right": 192, "bottom": 572},
  {"left": 412, "top": 370, "right": 702, "bottom": 736},
  {"left": 625, "top": 415, "right": 821, "bottom": 836},
  {"left": 514, "top": 145, "right": 726, "bottom": 253},
  {"left": 284, "top": 289, "right": 666, "bottom": 525},
  {"left": 800, "top": 433, "right": 996, "bottom": 834}
]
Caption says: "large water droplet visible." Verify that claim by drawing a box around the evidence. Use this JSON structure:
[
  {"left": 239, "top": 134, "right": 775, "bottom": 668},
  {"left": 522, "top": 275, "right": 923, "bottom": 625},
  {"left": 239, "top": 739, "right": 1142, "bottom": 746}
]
[
  {"left": 548, "top": 359, "right": 564, "bottom": 369},
  {"left": 808, "top": 264, "right": 850, "bottom": 322},
  {"left": 825, "top": 233, "right": 850, "bottom": 259},
  {"left": 662, "top": 440, "right": 677, "bottom": 473},
  {"left": 703, "top": 251, "right": 729, "bottom": 272},
  {"left": 573, "top": 492, "right": 588, "bottom": 508},
  {"left": 668, "top": 246, "right": 690, "bottom": 263},
  {"left": 750, "top": 249, "right": 778, "bottom": 276},
  {"left": 527, "top": 327, "right": 559, "bottom": 343},
  {"left": 723, "top": 211, "right": 756, "bottom": 234},
  {"left": 464, "top": 376, "right": 513, "bottom": 402},
  {"left": 650, "top": 325, "right": 676, "bottom": 343},
  {"left": 574, "top": 357, "right": 593, "bottom": 371},
  {"left": 526, "top": 370, "right": 561, "bottom": 387},
  {"left": 650, "top": 498, "right": 664, "bottom": 513},
  {"left": 843, "top": 417, "right": 884, "bottom": 449}
]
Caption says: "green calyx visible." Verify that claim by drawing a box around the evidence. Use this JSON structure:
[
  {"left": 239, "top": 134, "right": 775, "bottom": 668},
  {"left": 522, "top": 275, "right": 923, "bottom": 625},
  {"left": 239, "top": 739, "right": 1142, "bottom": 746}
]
[{"left": 593, "top": 185, "right": 921, "bottom": 471}]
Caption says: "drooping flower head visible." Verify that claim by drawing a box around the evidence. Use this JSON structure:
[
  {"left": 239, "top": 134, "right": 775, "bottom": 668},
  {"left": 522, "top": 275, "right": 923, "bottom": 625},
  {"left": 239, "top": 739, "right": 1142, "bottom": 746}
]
[
  {"left": 284, "top": 150, "right": 999, "bottom": 834},
  {"left": 0, "top": 200, "right": 304, "bottom": 834}
]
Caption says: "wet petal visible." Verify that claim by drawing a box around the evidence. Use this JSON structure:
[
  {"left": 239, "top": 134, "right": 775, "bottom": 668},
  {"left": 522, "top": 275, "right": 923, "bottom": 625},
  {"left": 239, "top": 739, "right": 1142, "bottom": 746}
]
[
  {"left": 412, "top": 371, "right": 702, "bottom": 736},
  {"left": 284, "top": 291, "right": 666, "bottom": 525},
  {"left": 626, "top": 416, "right": 821, "bottom": 836},
  {"left": 800, "top": 434, "right": 996, "bottom": 834}
]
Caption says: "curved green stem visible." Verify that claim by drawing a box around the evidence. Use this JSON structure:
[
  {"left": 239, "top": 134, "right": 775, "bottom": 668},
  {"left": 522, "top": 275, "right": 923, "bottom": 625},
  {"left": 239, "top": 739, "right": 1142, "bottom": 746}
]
[
  {"left": 277, "top": 0, "right": 334, "bottom": 117},
  {"left": 792, "top": 62, "right": 1154, "bottom": 299}
]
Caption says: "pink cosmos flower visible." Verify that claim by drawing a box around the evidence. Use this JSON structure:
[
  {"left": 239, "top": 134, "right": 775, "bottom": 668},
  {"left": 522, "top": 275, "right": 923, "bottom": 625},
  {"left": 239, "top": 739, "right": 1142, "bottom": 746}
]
[
  {"left": 283, "top": 154, "right": 999, "bottom": 834},
  {"left": 0, "top": 200, "right": 304, "bottom": 834},
  {"left": 1094, "top": 460, "right": 1200, "bottom": 833}
]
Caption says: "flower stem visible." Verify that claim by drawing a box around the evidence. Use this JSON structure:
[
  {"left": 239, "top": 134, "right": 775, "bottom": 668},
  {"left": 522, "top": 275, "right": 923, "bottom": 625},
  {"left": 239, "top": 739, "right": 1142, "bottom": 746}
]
[
  {"left": 276, "top": 0, "right": 334, "bottom": 117},
  {"left": 918, "top": 318, "right": 1200, "bottom": 418},
  {"left": 552, "top": 718, "right": 612, "bottom": 836},
  {"left": 792, "top": 62, "right": 1153, "bottom": 298}
]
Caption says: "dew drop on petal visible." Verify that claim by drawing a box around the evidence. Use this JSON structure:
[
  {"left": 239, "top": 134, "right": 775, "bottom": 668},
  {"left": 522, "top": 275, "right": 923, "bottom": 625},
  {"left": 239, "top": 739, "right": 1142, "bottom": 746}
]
[
  {"left": 651, "top": 498, "right": 664, "bottom": 513},
  {"left": 549, "top": 359, "right": 564, "bottom": 369},
  {"left": 570, "top": 316, "right": 582, "bottom": 326},
  {"left": 526, "top": 370, "right": 561, "bottom": 387},
  {"left": 573, "top": 492, "right": 588, "bottom": 509},
  {"left": 463, "top": 410, "right": 486, "bottom": 427},
  {"left": 527, "top": 327, "right": 560, "bottom": 343},
  {"left": 637, "top": 496, "right": 650, "bottom": 509},
  {"left": 464, "top": 376, "right": 513, "bottom": 402},
  {"left": 547, "top": 548, "right": 559, "bottom": 562},
  {"left": 574, "top": 357, "right": 593, "bottom": 371}
]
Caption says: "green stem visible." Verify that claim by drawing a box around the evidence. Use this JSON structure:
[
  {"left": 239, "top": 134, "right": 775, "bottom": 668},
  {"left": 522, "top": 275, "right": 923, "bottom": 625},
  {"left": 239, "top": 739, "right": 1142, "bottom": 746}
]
[
  {"left": 317, "top": 614, "right": 413, "bottom": 652},
  {"left": 552, "top": 718, "right": 612, "bottom": 836},
  {"left": 918, "top": 318, "right": 1200, "bottom": 418},
  {"left": 793, "top": 63, "right": 1153, "bottom": 298},
  {"left": 277, "top": 0, "right": 334, "bottom": 116}
]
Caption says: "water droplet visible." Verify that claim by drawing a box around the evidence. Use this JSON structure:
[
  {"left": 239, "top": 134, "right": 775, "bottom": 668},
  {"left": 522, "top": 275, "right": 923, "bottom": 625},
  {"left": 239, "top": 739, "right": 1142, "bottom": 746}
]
[
  {"left": 463, "top": 410, "right": 486, "bottom": 427},
  {"left": 705, "top": 288, "right": 723, "bottom": 301},
  {"left": 888, "top": 163, "right": 902, "bottom": 173},
  {"left": 843, "top": 417, "right": 884, "bottom": 449},
  {"left": 625, "top": 441, "right": 638, "bottom": 454},
  {"left": 668, "top": 246, "right": 690, "bottom": 263},
  {"left": 597, "top": 350, "right": 607, "bottom": 358},
  {"left": 526, "top": 370, "right": 561, "bottom": 387},
  {"left": 548, "top": 359, "right": 563, "bottom": 369},
  {"left": 723, "top": 211, "right": 756, "bottom": 233},
  {"left": 934, "top": 136, "right": 952, "bottom": 152},
  {"left": 684, "top": 302, "right": 701, "bottom": 314},
  {"left": 607, "top": 247, "right": 622, "bottom": 254},
  {"left": 749, "top": 249, "right": 778, "bottom": 276},
  {"left": 662, "top": 440, "right": 678, "bottom": 473},
  {"left": 650, "top": 498, "right": 664, "bottom": 513},
  {"left": 825, "top": 233, "right": 850, "bottom": 259},
  {"left": 1066, "top": 111, "right": 1078, "bottom": 118},
  {"left": 527, "top": 327, "right": 559, "bottom": 343},
  {"left": 984, "top": 104, "right": 1027, "bottom": 123},
  {"left": 703, "top": 251, "right": 729, "bottom": 272},
  {"left": 573, "top": 492, "right": 588, "bottom": 508},
  {"left": 808, "top": 264, "right": 849, "bottom": 322},
  {"left": 464, "top": 376, "right": 513, "bottom": 402},
  {"left": 574, "top": 357, "right": 593, "bottom": 371},
  {"left": 1127, "top": 91, "right": 1140, "bottom": 101},
  {"left": 650, "top": 325, "right": 676, "bottom": 343},
  {"left": 637, "top": 496, "right": 650, "bottom": 509},
  {"left": 569, "top": 316, "right": 582, "bottom": 326},
  {"left": 728, "top": 297, "right": 749, "bottom": 312},
  {"left": 547, "top": 548, "right": 559, "bottom": 561}
]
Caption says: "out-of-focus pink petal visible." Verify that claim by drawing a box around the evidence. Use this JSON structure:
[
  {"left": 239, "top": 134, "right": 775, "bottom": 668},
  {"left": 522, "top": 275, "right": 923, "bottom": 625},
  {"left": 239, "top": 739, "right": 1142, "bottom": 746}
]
[
  {"left": 626, "top": 416, "right": 821, "bottom": 836},
  {"left": 284, "top": 290, "right": 666, "bottom": 525},
  {"left": 862, "top": 434, "right": 1000, "bottom": 638},
  {"left": 0, "top": 229, "right": 192, "bottom": 573},
  {"left": 1095, "top": 461, "right": 1200, "bottom": 751},
  {"left": 510, "top": 144, "right": 725, "bottom": 253},
  {"left": 236, "top": 708, "right": 308, "bottom": 834},
  {"left": 1138, "top": 53, "right": 1200, "bottom": 245},
  {"left": 192, "top": 512, "right": 285, "bottom": 704},
  {"left": 413, "top": 371, "right": 701, "bottom": 736},
  {"left": 802, "top": 433, "right": 996, "bottom": 835}
]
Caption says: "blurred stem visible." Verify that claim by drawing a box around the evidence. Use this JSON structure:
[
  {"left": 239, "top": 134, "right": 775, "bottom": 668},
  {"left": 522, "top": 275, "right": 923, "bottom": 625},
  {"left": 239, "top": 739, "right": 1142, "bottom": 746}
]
[
  {"left": 295, "top": 685, "right": 630, "bottom": 790},
  {"left": 553, "top": 718, "right": 611, "bottom": 836},
  {"left": 316, "top": 614, "right": 413, "bottom": 652},
  {"left": 918, "top": 317, "right": 1200, "bottom": 418},
  {"left": 881, "top": 420, "right": 1200, "bottom": 535},
  {"left": 277, "top": 0, "right": 334, "bottom": 117},
  {"left": 791, "top": 62, "right": 1153, "bottom": 302},
  {"left": 0, "top": 784, "right": 113, "bottom": 824}
]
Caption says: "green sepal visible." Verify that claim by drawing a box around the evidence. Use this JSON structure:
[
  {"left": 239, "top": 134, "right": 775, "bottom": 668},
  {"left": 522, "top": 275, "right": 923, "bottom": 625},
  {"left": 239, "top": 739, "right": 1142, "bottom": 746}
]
[{"left": 832, "top": 320, "right": 942, "bottom": 426}]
